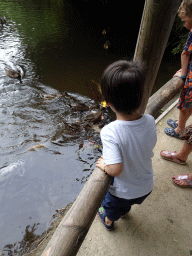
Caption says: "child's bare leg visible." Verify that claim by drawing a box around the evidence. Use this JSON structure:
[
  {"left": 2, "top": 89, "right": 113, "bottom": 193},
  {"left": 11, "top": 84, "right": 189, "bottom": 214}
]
[
  {"left": 175, "top": 141, "right": 192, "bottom": 162},
  {"left": 175, "top": 107, "right": 192, "bottom": 133},
  {"left": 105, "top": 216, "right": 113, "bottom": 225}
]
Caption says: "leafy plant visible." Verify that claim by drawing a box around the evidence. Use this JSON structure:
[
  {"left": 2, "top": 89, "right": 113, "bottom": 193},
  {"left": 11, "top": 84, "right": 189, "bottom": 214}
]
[{"left": 171, "top": 15, "right": 189, "bottom": 54}]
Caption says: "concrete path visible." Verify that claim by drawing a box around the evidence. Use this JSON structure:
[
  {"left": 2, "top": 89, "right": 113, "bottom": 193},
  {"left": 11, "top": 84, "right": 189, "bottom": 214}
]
[{"left": 77, "top": 100, "right": 192, "bottom": 256}]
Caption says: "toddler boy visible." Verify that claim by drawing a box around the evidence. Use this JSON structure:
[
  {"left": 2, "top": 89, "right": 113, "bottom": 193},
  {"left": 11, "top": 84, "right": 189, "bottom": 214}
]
[{"left": 96, "top": 60, "right": 157, "bottom": 230}]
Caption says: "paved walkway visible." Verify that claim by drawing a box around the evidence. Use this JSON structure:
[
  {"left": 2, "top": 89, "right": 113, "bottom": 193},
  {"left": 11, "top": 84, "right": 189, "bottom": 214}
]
[{"left": 77, "top": 100, "right": 192, "bottom": 256}]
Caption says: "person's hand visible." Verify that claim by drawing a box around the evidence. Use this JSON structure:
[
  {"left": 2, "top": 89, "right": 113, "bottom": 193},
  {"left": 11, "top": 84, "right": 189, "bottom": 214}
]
[
  {"left": 96, "top": 156, "right": 105, "bottom": 171},
  {"left": 173, "top": 69, "right": 182, "bottom": 78}
]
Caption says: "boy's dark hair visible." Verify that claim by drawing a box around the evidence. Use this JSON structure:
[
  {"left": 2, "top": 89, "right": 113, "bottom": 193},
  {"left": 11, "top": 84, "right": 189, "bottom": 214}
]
[{"left": 100, "top": 60, "right": 145, "bottom": 115}]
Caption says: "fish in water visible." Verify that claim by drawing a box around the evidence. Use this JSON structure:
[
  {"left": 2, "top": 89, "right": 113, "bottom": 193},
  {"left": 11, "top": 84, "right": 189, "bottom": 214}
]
[
  {"left": 0, "top": 160, "right": 25, "bottom": 182},
  {"left": 27, "top": 144, "right": 46, "bottom": 151},
  {"left": 41, "top": 94, "right": 63, "bottom": 100}
]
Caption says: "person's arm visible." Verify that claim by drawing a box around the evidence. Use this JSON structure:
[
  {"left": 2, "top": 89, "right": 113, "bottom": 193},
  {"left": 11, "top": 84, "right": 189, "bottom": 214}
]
[
  {"left": 181, "top": 49, "right": 191, "bottom": 77},
  {"left": 96, "top": 156, "right": 123, "bottom": 177},
  {"left": 174, "top": 50, "right": 191, "bottom": 79}
]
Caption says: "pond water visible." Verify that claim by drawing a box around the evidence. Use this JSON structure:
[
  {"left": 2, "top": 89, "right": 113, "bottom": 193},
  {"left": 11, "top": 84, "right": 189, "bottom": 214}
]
[{"left": 0, "top": 0, "right": 180, "bottom": 254}]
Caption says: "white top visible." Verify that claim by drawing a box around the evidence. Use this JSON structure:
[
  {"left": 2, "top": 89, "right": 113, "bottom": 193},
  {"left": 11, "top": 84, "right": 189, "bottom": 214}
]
[{"left": 100, "top": 114, "right": 157, "bottom": 199}]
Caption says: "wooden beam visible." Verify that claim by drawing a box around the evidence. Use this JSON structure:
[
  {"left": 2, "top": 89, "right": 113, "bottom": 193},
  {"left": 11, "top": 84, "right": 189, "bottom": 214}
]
[
  {"left": 134, "top": 0, "right": 181, "bottom": 114},
  {"left": 41, "top": 168, "right": 112, "bottom": 256},
  {"left": 145, "top": 77, "right": 183, "bottom": 118}
]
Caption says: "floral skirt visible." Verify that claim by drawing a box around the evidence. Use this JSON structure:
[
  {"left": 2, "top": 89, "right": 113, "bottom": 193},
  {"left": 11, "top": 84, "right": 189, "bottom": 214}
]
[
  {"left": 177, "top": 61, "right": 192, "bottom": 110},
  {"left": 179, "top": 124, "right": 192, "bottom": 144}
]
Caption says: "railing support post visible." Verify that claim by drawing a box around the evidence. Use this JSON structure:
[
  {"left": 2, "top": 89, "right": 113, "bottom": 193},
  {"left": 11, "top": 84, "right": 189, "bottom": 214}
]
[{"left": 134, "top": 0, "right": 181, "bottom": 114}]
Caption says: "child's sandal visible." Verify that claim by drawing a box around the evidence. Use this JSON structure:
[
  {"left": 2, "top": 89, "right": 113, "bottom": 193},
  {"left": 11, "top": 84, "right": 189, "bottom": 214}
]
[{"left": 97, "top": 207, "right": 114, "bottom": 231}]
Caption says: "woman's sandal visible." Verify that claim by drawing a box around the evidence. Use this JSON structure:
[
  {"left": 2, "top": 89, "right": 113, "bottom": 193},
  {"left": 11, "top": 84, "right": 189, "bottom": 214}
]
[
  {"left": 172, "top": 174, "right": 192, "bottom": 188},
  {"left": 167, "top": 119, "right": 178, "bottom": 129},
  {"left": 160, "top": 150, "right": 186, "bottom": 165},
  {"left": 164, "top": 127, "right": 180, "bottom": 139},
  {"left": 97, "top": 207, "right": 114, "bottom": 231}
]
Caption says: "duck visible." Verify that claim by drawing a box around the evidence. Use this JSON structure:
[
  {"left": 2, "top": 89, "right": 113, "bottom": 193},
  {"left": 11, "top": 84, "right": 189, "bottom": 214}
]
[
  {"left": 104, "top": 41, "right": 111, "bottom": 50},
  {"left": 4, "top": 68, "right": 22, "bottom": 82},
  {"left": 0, "top": 16, "right": 6, "bottom": 26},
  {"left": 84, "top": 110, "right": 102, "bottom": 124},
  {"left": 102, "top": 29, "right": 107, "bottom": 35}
]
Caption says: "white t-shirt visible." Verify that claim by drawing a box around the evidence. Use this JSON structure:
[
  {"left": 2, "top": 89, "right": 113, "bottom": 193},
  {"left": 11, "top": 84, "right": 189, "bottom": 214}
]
[{"left": 100, "top": 114, "right": 157, "bottom": 199}]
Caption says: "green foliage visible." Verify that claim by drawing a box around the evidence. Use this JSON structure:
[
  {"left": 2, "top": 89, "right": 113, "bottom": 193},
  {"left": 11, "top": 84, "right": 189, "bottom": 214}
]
[
  {"left": 172, "top": 32, "right": 189, "bottom": 54},
  {"left": 171, "top": 15, "right": 189, "bottom": 54}
]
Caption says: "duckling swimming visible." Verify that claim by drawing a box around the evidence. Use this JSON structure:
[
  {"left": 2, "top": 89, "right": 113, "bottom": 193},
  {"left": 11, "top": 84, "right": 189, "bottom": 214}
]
[
  {"left": 102, "top": 29, "right": 107, "bottom": 35},
  {"left": 103, "top": 41, "right": 111, "bottom": 50},
  {"left": 104, "top": 41, "right": 111, "bottom": 50}
]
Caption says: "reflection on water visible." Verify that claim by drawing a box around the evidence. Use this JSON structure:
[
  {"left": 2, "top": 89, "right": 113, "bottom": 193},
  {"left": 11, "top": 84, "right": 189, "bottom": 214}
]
[{"left": 0, "top": 1, "right": 115, "bottom": 253}]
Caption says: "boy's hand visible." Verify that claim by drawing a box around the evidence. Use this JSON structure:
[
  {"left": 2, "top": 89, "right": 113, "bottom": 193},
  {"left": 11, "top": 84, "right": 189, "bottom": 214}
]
[{"left": 96, "top": 156, "right": 105, "bottom": 171}]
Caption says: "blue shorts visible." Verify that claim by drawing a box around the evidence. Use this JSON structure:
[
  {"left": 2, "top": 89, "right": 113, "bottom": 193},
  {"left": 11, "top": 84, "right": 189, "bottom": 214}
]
[{"left": 101, "top": 190, "right": 152, "bottom": 222}]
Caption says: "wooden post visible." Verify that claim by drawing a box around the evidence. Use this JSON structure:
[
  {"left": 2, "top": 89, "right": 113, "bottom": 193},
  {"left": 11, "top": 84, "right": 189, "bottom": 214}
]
[
  {"left": 134, "top": 0, "right": 181, "bottom": 114},
  {"left": 41, "top": 168, "right": 112, "bottom": 256},
  {"left": 145, "top": 77, "right": 183, "bottom": 118}
]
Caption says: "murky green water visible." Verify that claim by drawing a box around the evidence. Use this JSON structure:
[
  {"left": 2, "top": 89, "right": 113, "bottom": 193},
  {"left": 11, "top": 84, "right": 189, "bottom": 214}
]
[{"left": 0, "top": 0, "right": 181, "bottom": 254}]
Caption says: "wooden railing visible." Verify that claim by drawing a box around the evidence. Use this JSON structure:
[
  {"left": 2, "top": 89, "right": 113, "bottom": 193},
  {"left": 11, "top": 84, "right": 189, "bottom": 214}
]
[
  {"left": 41, "top": 167, "right": 112, "bottom": 256},
  {"left": 145, "top": 77, "right": 183, "bottom": 118}
]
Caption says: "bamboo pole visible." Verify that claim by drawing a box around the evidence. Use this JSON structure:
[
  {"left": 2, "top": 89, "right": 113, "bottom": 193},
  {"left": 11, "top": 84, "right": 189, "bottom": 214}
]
[
  {"left": 134, "top": 0, "right": 181, "bottom": 114},
  {"left": 145, "top": 77, "right": 184, "bottom": 118},
  {"left": 41, "top": 168, "right": 112, "bottom": 256}
]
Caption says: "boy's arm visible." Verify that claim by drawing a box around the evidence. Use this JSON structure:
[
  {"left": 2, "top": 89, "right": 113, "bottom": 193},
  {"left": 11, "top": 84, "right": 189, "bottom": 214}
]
[{"left": 96, "top": 156, "right": 122, "bottom": 177}]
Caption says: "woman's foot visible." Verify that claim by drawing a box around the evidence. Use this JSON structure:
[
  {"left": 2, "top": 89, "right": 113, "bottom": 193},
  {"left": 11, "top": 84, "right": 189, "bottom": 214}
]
[
  {"left": 167, "top": 119, "right": 178, "bottom": 129},
  {"left": 160, "top": 150, "right": 186, "bottom": 165},
  {"left": 167, "top": 119, "right": 183, "bottom": 134},
  {"left": 174, "top": 127, "right": 182, "bottom": 134},
  {"left": 172, "top": 174, "right": 192, "bottom": 188}
]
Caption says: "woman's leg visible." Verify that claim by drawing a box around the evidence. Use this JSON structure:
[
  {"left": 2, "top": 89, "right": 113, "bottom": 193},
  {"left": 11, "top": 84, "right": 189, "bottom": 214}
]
[
  {"left": 175, "top": 107, "right": 192, "bottom": 134},
  {"left": 175, "top": 141, "right": 192, "bottom": 161}
]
